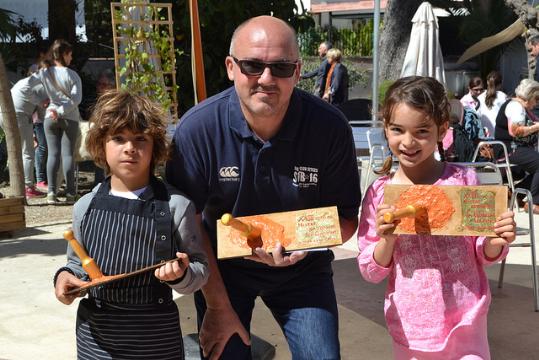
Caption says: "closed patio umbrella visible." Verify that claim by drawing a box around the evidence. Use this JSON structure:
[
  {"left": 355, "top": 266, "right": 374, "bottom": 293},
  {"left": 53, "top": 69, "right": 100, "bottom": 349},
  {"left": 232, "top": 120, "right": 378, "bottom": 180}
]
[{"left": 400, "top": 2, "right": 445, "bottom": 85}]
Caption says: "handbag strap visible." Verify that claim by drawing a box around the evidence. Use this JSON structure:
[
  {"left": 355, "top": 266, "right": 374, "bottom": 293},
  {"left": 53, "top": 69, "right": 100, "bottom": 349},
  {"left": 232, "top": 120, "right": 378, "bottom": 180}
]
[{"left": 46, "top": 68, "right": 72, "bottom": 100}]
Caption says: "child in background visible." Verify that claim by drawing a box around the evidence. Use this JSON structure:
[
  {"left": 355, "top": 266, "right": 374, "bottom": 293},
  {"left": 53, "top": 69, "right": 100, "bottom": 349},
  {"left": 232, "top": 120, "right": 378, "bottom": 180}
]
[
  {"left": 53, "top": 90, "right": 208, "bottom": 359},
  {"left": 357, "top": 76, "right": 516, "bottom": 359}
]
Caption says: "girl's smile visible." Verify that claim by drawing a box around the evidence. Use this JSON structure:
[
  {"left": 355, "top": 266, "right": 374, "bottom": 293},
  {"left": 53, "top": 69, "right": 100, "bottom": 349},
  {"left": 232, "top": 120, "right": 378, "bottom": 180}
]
[{"left": 386, "top": 102, "right": 447, "bottom": 183}]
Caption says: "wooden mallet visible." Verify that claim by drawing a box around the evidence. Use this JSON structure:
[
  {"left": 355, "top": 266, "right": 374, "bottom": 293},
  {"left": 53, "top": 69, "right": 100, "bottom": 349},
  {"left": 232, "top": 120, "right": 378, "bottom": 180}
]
[
  {"left": 63, "top": 229, "right": 104, "bottom": 280},
  {"left": 383, "top": 205, "right": 417, "bottom": 223},
  {"left": 221, "top": 213, "right": 263, "bottom": 248}
]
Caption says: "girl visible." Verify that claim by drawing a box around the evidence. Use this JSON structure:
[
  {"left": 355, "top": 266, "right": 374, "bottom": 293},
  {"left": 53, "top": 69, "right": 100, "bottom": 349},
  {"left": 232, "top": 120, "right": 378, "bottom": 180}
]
[
  {"left": 37, "top": 39, "right": 82, "bottom": 204},
  {"left": 53, "top": 90, "right": 209, "bottom": 359},
  {"left": 478, "top": 71, "right": 507, "bottom": 137},
  {"left": 460, "top": 76, "right": 483, "bottom": 112},
  {"left": 357, "top": 76, "right": 516, "bottom": 359}
]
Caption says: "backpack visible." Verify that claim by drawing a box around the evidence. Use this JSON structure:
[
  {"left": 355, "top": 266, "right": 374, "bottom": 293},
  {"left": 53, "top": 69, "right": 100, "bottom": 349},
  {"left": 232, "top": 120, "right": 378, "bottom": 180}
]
[{"left": 443, "top": 122, "right": 476, "bottom": 162}]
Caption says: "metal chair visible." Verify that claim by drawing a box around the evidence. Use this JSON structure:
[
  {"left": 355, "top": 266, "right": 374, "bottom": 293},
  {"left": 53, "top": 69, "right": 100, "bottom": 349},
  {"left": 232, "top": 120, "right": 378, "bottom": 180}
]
[
  {"left": 460, "top": 161, "right": 538, "bottom": 311},
  {"left": 471, "top": 140, "right": 514, "bottom": 192},
  {"left": 360, "top": 127, "right": 390, "bottom": 194}
]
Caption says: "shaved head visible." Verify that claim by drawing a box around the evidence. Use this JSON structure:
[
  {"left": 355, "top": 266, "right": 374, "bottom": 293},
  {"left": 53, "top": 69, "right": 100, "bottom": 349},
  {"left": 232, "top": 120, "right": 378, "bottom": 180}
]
[{"left": 229, "top": 16, "right": 299, "bottom": 60}]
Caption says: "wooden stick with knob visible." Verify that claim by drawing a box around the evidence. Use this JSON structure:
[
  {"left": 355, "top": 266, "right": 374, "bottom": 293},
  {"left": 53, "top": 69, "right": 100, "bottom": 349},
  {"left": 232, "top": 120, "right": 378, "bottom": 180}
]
[
  {"left": 63, "top": 229, "right": 104, "bottom": 280},
  {"left": 221, "top": 213, "right": 261, "bottom": 239},
  {"left": 383, "top": 205, "right": 417, "bottom": 223}
]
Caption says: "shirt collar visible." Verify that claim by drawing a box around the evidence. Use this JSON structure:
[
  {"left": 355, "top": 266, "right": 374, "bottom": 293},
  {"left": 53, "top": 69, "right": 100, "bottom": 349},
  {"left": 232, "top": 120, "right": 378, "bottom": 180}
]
[{"left": 228, "top": 87, "right": 302, "bottom": 142}]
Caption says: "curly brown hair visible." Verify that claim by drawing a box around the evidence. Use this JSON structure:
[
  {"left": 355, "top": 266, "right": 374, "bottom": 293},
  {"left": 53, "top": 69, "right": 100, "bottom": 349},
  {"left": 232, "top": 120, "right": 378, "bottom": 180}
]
[
  {"left": 86, "top": 90, "right": 170, "bottom": 174},
  {"left": 376, "top": 76, "right": 450, "bottom": 175}
]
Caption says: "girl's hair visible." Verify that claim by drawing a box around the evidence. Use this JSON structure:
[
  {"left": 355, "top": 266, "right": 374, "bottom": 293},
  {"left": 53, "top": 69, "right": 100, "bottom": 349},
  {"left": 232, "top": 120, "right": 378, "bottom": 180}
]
[
  {"left": 485, "top": 71, "right": 502, "bottom": 109},
  {"left": 43, "top": 39, "right": 73, "bottom": 67},
  {"left": 376, "top": 76, "right": 449, "bottom": 175},
  {"left": 468, "top": 76, "right": 483, "bottom": 90},
  {"left": 514, "top": 78, "right": 539, "bottom": 101},
  {"left": 86, "top": 90, "right": 170, "bottom": 174},
  {"left": 326, "top": 48, "right": 342, "bottom": 62}
]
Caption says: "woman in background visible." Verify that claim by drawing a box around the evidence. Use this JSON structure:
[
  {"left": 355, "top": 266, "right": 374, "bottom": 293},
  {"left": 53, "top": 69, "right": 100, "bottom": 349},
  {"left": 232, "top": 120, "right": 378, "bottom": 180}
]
[{"left": 478, "top": 71, "right": 507, "bottom": 137}]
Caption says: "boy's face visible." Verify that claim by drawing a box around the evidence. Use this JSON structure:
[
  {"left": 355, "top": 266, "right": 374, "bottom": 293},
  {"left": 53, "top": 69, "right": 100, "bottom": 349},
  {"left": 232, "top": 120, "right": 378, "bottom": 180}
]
[{"left": 105, "top": 128, "right": 154, "bottom": 191}]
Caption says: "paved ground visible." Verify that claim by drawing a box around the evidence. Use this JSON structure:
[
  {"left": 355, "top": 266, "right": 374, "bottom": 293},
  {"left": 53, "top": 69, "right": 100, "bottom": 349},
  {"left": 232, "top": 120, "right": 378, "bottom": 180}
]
[{"left": 1, "top": 209, "right": 538, "bottom": 359}]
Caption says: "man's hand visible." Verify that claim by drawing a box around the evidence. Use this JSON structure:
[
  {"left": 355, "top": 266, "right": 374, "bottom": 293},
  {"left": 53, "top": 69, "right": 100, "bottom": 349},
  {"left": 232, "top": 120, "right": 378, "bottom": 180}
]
[
  {"left": 245, "top": 243, "right": 307, "bottom": 267},
  {"left": 199, "top": 305, "right": 251, "bottom": 360},
  {"left": 154, "top": 252, "right": 189, "bottom": 282},
  {"left": 54, "top": 271, "right": 88, "bottom": 305}
]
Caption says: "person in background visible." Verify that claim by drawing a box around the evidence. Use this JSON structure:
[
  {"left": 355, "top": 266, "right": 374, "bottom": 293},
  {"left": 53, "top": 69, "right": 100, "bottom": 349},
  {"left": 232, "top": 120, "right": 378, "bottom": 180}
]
[
  {"left": 495, "top": 78, "right": 539, "bottom": 214},
  {"left": 37, "top": 39, "right": 82, "bottom": 205},
  {"left": 460, "top": 76, "right": 483, "bottom": 112},
  {"left": 167, "top": 16, "right": 360, "bottom": 360},
  {"left": 300, "top": 41, "right": 331, "bottom": 97},
  {"left": 8, "top": 73, "right": 49, "bottom": 198},
  {"left": 478, "top": 71, "right": 507, "bottom": 137},
  {"left": 358, "top": 75, "right": 515, "bottom": 358},
  {"left": 323, "top": 48, "right": 349, "bottom": 106}
]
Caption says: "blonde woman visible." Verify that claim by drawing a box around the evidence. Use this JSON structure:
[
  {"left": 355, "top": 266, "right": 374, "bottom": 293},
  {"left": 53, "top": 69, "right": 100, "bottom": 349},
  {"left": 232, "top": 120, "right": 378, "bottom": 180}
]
[{"left": 322, "top": 48, "right": 349, "bottom": 105}]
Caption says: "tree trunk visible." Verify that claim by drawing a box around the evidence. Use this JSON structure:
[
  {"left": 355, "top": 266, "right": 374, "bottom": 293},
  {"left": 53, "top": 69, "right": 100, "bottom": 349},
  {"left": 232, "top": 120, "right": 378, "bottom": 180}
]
[
  {"left": 503, "top": 0, "right": 538, "bottom": 79},
  {"left": 48, "top": 0, "right": 76, "bottom": 44},
  {"left": 378, "top": 0, "right": 424, "bottom": 82},
  {"left": 0, "top": 55, "right": 24, "bottom": 198}
]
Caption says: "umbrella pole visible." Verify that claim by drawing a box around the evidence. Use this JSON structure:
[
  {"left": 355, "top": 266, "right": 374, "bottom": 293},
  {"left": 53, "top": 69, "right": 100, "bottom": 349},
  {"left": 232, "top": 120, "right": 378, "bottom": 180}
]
[{"left": 372, "top": 0, "right": 381, "bottom": 125}]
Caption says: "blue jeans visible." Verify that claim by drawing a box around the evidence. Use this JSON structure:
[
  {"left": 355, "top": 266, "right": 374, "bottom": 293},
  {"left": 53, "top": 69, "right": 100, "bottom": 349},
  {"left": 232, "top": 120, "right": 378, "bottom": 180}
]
[
  {"left": 195, "top": 254, "right": 340, "bottom": 360},
  {"left": 34, "top": 122, "right": 47, "bottom": 183}
]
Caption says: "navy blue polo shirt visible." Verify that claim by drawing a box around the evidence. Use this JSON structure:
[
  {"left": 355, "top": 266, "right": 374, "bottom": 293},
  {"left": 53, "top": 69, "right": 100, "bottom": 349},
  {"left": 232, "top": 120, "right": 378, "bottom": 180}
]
[{"left": 166, "top": 87, "right": 360, "bottom": 274}]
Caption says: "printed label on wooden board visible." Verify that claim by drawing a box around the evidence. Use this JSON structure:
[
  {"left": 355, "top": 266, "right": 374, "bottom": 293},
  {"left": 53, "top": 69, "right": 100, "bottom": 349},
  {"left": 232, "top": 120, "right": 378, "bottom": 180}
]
[
  {"left": 383, "top": 184, "right": 507, "bottom": 236},
  {"left": 217, "top": 206, "right": 342, "bottom": 259}
]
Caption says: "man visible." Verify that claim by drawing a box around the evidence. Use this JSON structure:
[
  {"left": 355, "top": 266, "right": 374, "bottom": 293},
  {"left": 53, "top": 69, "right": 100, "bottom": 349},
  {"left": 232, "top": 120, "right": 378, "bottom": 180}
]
[
  {"left": 167, "top": 16, "right": 360, "bottom": 360},
  {"left": 300, "top": 40, "right": 331, "bottom": 97},
  {"left": 528, "top": 34, "right": 539, "bottom": 117}
]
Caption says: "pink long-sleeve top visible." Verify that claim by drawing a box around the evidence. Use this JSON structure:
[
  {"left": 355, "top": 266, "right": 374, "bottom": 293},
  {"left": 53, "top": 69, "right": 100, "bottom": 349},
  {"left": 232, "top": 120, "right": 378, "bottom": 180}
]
[{"left": 357, "top": 163, "right": 508, "bottom": 352}]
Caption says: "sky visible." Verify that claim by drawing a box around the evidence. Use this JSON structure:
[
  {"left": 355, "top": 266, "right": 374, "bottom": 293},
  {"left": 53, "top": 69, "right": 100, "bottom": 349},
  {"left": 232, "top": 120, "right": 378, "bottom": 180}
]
[{"left": 2, "top": 0, "right": 86, "bottom": 41}]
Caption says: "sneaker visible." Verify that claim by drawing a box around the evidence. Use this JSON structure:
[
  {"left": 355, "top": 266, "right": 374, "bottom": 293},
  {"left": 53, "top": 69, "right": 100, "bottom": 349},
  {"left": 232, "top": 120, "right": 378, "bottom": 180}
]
[
  {"left": 47, "top": 193, "right": 58, "bottom": 204},
  {"left": 65, "top": 194, "right": 77, "bottom": 205},
  {"left": 36, "top": 181, "right": 48, "bottom": 191},
  {"left": 25, "top": 186, "right": 46, "bottom": 199}
]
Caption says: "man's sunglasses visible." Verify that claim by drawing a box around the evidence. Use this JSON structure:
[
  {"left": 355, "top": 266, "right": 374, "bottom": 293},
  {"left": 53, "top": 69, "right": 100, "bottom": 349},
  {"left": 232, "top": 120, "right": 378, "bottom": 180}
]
[{"left": 231, "top": 56, "right": 298, "bottom": 78}]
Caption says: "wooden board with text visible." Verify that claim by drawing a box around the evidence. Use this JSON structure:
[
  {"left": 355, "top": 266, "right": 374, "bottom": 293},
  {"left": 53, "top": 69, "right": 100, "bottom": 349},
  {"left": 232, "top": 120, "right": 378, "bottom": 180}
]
[
  {"left": 216, "top": 206, "right": 342, "bottom": 259},
  {"left": 383, "top": 184, "right": 507, "bottom": 236}
]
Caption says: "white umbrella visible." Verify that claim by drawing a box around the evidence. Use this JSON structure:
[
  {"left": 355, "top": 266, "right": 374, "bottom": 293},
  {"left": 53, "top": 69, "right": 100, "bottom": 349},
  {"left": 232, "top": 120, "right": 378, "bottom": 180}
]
[{"left": 400, "top": 2, "right": 445, "bottom": 84}]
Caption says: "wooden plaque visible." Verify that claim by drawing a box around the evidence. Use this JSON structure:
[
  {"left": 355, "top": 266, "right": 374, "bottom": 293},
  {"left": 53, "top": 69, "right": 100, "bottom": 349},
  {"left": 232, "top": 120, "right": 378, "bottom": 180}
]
[
  {"left": 383, "top": 184, "right": 507, "bottom": 236},
  {"left": 217, "top": 206, "right": 342, "bottom": 259}
]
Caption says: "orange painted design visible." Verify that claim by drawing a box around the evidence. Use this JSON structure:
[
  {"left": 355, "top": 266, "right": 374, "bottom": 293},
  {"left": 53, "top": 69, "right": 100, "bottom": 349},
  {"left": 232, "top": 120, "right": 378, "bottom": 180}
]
[
  {"left": 395, "top": 185, "right": 454, "bottom": 234},
  {"left": 229, "top": 215, "right": 291, "bottom": 250}
]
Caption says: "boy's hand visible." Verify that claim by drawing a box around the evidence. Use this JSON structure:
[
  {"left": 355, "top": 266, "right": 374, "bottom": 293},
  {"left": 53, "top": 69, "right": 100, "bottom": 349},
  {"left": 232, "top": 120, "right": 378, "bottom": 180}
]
[
  {"left": 55, "top": 271, "right": 88, "bottom": 305},
  {"left": 154, "top": 252, "right": 189, "bottom": 282},
  {"left": 376, "top": 204, "right": 399, "bottom": 241},
  {"left": 490, "top": 210, "right": 516, "bottom": 246}
]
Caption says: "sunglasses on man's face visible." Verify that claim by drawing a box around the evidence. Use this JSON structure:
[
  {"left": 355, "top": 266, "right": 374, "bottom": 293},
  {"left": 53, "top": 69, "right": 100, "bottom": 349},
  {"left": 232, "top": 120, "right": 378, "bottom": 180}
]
[{"left": 231, "top": 56, "right": 298, "bottom": 78}]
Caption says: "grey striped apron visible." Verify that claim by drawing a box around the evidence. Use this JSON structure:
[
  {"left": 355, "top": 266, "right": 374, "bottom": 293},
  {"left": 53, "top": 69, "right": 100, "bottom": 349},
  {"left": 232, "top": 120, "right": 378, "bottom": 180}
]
[{"left": 75, "top": 177, "right": 183, "bottom": 359}]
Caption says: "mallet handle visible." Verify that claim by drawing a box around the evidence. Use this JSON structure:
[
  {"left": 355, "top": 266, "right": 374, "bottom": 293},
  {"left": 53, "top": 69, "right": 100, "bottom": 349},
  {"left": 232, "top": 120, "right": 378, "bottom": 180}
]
[
  {"left": 221, "top": 213, "right": 261, "bottom": 238},
  {"left": 383, "top": 205, "right": 416, "bottom": 223},
  {"left": 63, "top": 229, "right": 104, "bottom": 280}
]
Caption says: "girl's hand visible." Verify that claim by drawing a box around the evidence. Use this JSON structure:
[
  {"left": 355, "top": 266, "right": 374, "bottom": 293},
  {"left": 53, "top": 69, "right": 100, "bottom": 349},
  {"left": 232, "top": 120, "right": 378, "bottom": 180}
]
[
  {"left": 154, "top": 252, "right": 189, "bottom": 282},
  {"left": 54, "top": 271, "right": 88, "bottom": 305},
  {"left": 490, "top": 210, "right": 516, "bottom": 246},
  {"left": 376, "top": 204, "right": 398, "bottom": 241}
]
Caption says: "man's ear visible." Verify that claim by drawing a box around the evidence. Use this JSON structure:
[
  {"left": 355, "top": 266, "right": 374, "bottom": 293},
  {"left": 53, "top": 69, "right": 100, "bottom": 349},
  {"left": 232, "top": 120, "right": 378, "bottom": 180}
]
[{"left": 225, "top": 56, "right": 235, "bottom": 81}]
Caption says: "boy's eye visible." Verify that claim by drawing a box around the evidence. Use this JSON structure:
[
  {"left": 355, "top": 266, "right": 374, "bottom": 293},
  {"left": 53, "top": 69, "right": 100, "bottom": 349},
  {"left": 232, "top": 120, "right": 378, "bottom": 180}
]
[
  {"left": 135, "top": 135, "right": 147, "bottom": 142},
  {"left": 389, "top": 126, "right": 402, "bottom": 133},
  {"left": 111, "top": 135, "right": 124, "bottom": 142}
]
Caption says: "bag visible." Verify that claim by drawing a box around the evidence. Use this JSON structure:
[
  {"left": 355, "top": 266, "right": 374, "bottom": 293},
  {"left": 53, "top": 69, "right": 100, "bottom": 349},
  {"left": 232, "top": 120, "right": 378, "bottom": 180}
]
[
  {"left": 75, "top": 121, "right": 93, "bottom": 162},
  {"left": 443, "top": 123, "right": 476, "bottom": 162}
]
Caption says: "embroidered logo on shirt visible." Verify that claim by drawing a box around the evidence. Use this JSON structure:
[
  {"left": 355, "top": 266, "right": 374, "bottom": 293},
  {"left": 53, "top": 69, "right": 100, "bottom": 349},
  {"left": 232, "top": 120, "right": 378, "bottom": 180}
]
[
  {"left": 293, "top": 166, "right": 318, "bottom": 188},
  {"left": 219, "top": 166, "right": 240, "bottom": 182}
]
